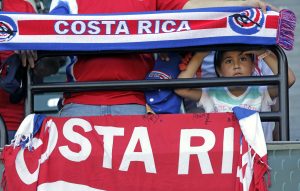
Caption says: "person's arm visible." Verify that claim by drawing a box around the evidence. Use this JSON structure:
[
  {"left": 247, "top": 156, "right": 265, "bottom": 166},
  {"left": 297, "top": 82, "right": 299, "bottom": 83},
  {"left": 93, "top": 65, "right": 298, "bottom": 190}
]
[
  {"left": 263, "top": 50, "right": 295, "bottom": 87},
  {"left": 16, "top": 50, "right": 37, "bottom": 68},
  {"left": 245, "top": 49, "right": 296, "bottom": 98},
  {"left": 175, "top": 52, "right": 209, "bottom": 101},
  {"left": 262, "top": 50, "right": 295, "bottom": 98},
  {"left": 257, "top": 49, "right": 295, "bottom": 88},
  {"left": 183, "top": 0, "right": 279, "bottom": 13},
  {"left": 18, "top": 0, "right": 73, "bottom": 69}
]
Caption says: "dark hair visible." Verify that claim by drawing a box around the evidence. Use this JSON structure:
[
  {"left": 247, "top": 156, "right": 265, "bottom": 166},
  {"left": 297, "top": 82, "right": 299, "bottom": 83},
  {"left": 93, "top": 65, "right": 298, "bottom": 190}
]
[{"left": 213, "top": 50, "right": 255, "bottom": 77}]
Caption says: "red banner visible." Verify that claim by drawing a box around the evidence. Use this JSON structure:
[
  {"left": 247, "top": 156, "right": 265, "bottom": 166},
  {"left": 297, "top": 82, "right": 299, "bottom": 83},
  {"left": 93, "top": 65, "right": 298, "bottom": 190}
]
[{"left": 2, "top": 113, "right": 260, "bottom": 191}]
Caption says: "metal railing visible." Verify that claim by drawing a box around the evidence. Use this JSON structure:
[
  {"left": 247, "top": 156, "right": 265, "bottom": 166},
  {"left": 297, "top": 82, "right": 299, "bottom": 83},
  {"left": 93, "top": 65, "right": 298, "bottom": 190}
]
[
  {"left": 26, "top": 44, "right": 290, "bottom": 140},
  {"left": 0, "top": 115, "right": 8, "bottom": 148}
]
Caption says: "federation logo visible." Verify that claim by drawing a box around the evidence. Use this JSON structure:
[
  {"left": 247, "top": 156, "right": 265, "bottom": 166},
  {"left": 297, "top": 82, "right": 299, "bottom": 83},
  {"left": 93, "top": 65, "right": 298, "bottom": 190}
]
[
  {"left": 148, "top": 70, "right": 171, "bottom": 80},
  {"left": 0, "top": 15, "right": 17, "bottom": 42},
  {"left": 229, "top": 8, "right": 265, "bottom": 35}
]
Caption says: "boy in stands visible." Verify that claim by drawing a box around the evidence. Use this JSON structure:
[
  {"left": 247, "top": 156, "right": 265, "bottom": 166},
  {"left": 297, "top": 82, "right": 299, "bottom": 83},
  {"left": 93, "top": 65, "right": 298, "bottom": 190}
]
[{"left": 175, "top": 49, "right": 295, "bottom": 141}]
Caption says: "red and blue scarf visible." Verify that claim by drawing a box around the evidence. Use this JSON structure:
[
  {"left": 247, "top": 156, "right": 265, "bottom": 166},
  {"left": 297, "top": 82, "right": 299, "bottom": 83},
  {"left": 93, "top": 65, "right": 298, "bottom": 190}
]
[{"left": 0, "top": 7, "right": 296, "bottom": 51}]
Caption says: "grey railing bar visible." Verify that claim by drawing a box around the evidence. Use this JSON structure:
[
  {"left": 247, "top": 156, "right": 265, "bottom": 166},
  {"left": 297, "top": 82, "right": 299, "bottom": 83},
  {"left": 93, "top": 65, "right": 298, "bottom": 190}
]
[
  {"left": 30, "top": 76, "right": 280, "bottom": 93},
  {"left": 27, "top": 45, "right": 290, "bottom": 141},
  {"left": 260, "top": 112, "right": 282, "bottom": 121},
  {"left": 276, "top": 46, "right": 289, "bottom": 141}
]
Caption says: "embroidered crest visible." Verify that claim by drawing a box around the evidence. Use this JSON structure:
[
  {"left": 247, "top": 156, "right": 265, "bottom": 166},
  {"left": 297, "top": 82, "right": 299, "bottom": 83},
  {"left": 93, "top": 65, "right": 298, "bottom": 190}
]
[
  {"left": 0, "top": 15, "right": 17, "bottom": 42},
  {"left": 229, "top": 8, "right": 265, "bottom": 35}
]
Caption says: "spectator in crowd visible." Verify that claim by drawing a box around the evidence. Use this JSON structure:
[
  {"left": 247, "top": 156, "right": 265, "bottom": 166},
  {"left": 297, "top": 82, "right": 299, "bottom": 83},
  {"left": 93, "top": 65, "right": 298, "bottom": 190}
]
[
  {"left": 145, "top": 53, "right": 188, "bottom": 114},
  {"left": 183, "top": 51, "right": 275, "bottom": 111},
  {"left": 0, "top": 0, "right": 66, "bottom": 142},
  {"left": 20, "top": 0, "right": 277, "bottom": 117},
  {"left": 0, "top": 0, "right": 38, "bottom": 142},
  {"left": 175, "top": 49, "right": 295, "bottom": 141},
  {"left": 181, "top": 50, "right": 279, "bottom": 141}
]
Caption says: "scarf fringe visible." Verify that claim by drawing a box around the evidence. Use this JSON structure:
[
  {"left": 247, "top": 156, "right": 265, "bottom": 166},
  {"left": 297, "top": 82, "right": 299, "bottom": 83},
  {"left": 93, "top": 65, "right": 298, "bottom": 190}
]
[
  {"left": 277, "top": 9, "right": 296, "bottom": 50},
  {"left": 10, "top": 114, "right": 45, "bottom": 151},
  {"left": 11, "top": 133, "right": 34, "bottom": 151}
]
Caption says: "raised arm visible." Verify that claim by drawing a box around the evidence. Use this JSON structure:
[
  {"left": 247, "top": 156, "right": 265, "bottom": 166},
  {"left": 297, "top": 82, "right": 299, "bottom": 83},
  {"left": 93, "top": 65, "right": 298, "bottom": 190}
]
[
  {"left": 245, "top": 49, "right": 296, "bottom": 98},
  {"left": 175, "top": 52, "right": 210, "bottom": 101},
  {"left": 183, "top": 0, "right": 279, "bottom": 13},
  {"left": 256, "top": 49, "right": 295, "bottom": 87}
]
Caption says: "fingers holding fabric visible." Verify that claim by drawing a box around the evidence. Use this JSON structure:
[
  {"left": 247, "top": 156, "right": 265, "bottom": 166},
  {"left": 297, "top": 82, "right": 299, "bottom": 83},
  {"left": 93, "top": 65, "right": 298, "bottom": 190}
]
[
  {"left": 244, "top": 0, "right": 279, "bottom": 13},
  {"left": 15, "top": 50, "right": 38, "bottom": 68}
]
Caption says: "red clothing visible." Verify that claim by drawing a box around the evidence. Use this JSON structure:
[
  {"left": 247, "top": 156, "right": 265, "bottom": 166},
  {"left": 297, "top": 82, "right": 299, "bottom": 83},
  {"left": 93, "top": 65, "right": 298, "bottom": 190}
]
[
  {"left": 0, "top": 50, "right": 24, "bottom": 131},
  {"left": 56, "top": 0, "right": 188, "bottom": 106},
  {"left": 2, "top": 0, "right": 37, "bottom": 12},
  {"left": 0, "top": 91, "right": 24, "bottom": 131},
  {"left": 0, "top": 0, "right": 36, "bottom": 131}
]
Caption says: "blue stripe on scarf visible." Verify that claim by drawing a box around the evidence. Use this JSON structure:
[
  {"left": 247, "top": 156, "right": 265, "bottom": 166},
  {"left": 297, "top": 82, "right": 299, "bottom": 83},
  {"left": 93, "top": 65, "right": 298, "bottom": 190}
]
[
  {"left": 232, "top": 106, "right": 257, "bottom": 121},
  {"left": 33, "top": 114, "right": 46, "bottom": 136},
  {"left": 49, "top": 6, "right": 259, "bottom": 16},
  {"left": 1, "top": 36, "right": 276, "bottom": 51}
]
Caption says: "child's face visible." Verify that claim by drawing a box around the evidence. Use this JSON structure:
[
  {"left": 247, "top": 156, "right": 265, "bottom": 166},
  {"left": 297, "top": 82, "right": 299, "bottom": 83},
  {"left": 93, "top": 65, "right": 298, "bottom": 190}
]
[{"left": 217, "top": 51, "right": 255, "bottom": 77}]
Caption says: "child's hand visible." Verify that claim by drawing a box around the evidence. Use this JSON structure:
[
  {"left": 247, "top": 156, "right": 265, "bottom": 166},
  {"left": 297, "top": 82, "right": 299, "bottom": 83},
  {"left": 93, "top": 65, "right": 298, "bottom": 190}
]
[
  {"left": 243, "top": 49, "right": 268, "bottom": 57},
  {"left": 194, "top": 51, "right": 210, "bottom": 58},
  {"left": 179, "top": 51, "right": 210, "bottom": 78},
  {"left": 179, "top": 52, "right": 194, "bottom": 71},
  {"left": 15, "top": 50, "right": 38, "bottom": 68},
  {"left": 243, "top": 0, "right": 279, "bottom": 13}
]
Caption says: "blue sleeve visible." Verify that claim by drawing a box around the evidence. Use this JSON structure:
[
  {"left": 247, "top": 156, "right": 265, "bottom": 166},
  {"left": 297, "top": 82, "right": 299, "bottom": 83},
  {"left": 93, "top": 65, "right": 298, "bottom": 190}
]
[{"left": 49, "top": 1, "right": 71, "bottom": 14}]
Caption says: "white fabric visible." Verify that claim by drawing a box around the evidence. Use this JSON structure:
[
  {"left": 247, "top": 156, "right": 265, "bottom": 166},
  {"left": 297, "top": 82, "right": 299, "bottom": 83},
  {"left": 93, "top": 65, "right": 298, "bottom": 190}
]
[
  {"left": 49, "top": 0, "right": 78, "bottom": 14},
  {"left": 201, "top": 51, "right": 217, "bottom": 77},
  {"left": 198, "top": 86, "right": 275, "bottom": 141},
  {"left": 197, "top": 54, "right": 276, "bottom": 142},
  {"left": 239, "top": 113, "right": 267, "bottom": 157},
  {"left": 253, "top": 59, "right": 274, "bottom": 76},
  {"left": 11, "top": 114, "right": 35, "bottom": 148}
]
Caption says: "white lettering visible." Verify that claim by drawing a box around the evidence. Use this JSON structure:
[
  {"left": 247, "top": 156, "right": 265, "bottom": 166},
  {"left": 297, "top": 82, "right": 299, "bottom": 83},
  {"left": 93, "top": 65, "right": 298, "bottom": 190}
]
[
  {"left": 115, "top": 21, "right": 129, "bottom": 34},
  {"left": 16, "top": 116, "right": 236, "bottom": 178},
  {"left": 162, "top": 20, "right": 176, "bottom": 33},
  {"left": 102, "top": 20, "right": 116, "bottom": 35},
  {"left": 59, "top": 118, "right": 92, "bottom": 162},
  {"left": 71, "top": 21, "right": 86, "bottom": 35},
  {"left": 119, "top": 127, "right": 156, "bottom": 173},
  {"left": 16, "top": 119, "right": 58, "bottom": 184},
  {"left": 178, "top": 129, "right": 215, "bottom": 174},
  {"left": 94, "top": 126, "right": 124, "bottom": 169},
  {"left": 54, "top": 20, "right": 191, "bottom": 35},
  {"left": 87, "top": 21, "right": 101, "bottom": 34},
  {"left": 221, "top": 127, "right": 234, "bottom": 173},
  {"left": 54, "top": 20, "right": 69, "bottom": 34},
  {"left": 155, "top": 20, "right": 160, "bottom": 33},
  {"left": 138, "top": 20, "right": 152, "bottom": 34},
  {"left": 177, "top": 21, "right": 191, "bottom": 32}
]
